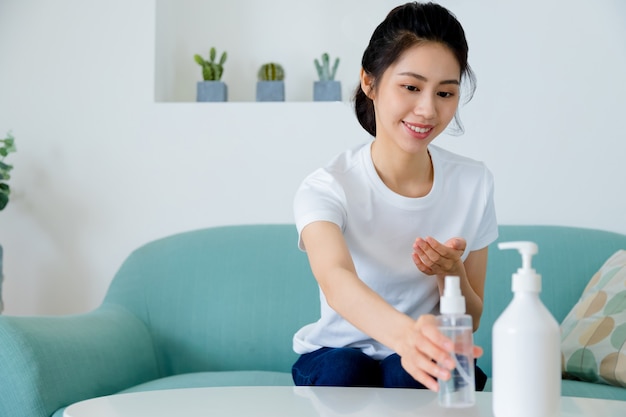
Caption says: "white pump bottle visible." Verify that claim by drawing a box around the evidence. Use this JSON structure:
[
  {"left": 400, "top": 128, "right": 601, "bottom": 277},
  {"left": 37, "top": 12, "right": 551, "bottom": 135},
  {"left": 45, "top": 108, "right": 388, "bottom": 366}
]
[{"left": 492, "top": 241, "right": 560, "bottom": 417}]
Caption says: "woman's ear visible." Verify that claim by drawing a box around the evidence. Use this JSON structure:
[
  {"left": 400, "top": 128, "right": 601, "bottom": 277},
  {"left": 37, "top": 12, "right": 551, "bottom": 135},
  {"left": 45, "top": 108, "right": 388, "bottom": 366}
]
[{"left": 360, "top": 68, "right": 375, "bottom": 100}]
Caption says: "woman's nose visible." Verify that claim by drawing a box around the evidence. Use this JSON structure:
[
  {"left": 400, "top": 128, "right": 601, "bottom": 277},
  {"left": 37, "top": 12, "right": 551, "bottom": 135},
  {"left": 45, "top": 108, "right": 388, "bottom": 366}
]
[{"left": 413, "top": 94, "right": 436, "bottom": 119}]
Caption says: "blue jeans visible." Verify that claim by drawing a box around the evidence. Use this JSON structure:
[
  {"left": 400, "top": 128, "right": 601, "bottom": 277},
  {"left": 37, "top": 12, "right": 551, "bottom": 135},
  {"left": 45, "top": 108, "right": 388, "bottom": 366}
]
[{"left": 292, "top": 347, "right": 487, "bottom": 390}]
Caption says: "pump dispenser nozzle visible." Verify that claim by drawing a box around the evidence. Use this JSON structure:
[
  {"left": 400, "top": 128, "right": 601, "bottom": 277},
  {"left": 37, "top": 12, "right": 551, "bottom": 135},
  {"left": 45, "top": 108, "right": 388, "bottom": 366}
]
[{"left": 498, "top": 241, "right": 541, "bottom": 292}]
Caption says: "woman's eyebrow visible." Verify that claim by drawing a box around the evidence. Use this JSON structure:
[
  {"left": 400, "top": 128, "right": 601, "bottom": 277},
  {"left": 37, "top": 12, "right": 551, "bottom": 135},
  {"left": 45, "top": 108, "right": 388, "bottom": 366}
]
[{"left": 398, "top": 71, "right": 460, "bottom": 85}]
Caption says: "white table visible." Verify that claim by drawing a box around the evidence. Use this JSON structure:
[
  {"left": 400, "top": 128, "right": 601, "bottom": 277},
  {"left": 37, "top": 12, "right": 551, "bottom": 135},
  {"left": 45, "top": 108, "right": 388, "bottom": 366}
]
[{"left": 64, "top": 386, "right": 626, "bottom": 417}]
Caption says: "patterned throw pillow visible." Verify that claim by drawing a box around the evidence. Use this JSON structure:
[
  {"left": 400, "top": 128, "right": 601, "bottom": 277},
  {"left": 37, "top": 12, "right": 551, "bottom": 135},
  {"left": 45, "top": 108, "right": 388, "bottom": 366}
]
[{"left": 560, "top": 250, "right": 626, "bottom": 387}]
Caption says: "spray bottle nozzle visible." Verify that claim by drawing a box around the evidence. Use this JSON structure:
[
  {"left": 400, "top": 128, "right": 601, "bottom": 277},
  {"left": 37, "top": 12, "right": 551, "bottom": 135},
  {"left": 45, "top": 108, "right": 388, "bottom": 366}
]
[
  {"left": 443, "top": 276, "right": 462, "bottom": 297},
  {"left": 440, "top": 276, "right": 466, "bottom": 315}
]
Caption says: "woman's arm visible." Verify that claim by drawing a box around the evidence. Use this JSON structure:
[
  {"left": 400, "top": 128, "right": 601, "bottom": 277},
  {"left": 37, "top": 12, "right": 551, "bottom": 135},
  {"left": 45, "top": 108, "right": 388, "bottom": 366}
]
[{"left": 300, "top": 220, "right": 458, "bottom": 391}]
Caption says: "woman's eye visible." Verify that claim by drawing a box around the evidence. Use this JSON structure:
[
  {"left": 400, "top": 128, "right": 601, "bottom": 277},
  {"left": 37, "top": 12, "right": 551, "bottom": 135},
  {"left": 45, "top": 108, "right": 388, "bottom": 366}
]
[
  {"left": 438, "top": 91, "right": 454, "bottom": 98},
  {"left": 404, "top": 85, "right": 419, "bottom": 92}
]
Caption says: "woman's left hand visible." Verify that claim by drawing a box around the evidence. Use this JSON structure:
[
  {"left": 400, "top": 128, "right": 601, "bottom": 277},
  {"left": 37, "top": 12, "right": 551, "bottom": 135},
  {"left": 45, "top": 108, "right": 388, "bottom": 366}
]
[{"left": 412, "top": 236, "right": 465, "bottom": 276}]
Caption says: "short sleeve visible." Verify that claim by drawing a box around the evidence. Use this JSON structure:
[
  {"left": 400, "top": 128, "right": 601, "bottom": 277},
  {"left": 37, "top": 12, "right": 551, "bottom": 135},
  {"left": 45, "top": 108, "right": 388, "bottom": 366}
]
[
  {"left": 470, "top": 165, "right": 498, "bottom": 251},
  {"left": 293, "top": 168, "right": 347, "bottom": 251}
]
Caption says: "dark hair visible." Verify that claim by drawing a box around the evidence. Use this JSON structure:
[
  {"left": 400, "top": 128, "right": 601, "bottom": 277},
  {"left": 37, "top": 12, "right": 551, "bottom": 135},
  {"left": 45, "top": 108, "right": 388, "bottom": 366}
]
[{"left": 353, "top": 2, "right": 476, "bottom": 136}]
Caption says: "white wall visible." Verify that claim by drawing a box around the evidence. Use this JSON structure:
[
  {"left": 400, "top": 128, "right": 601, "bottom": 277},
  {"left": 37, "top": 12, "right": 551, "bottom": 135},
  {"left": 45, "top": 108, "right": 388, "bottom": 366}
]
[{"left": 1, "top": 0, "right": 625, "bottom": 316}]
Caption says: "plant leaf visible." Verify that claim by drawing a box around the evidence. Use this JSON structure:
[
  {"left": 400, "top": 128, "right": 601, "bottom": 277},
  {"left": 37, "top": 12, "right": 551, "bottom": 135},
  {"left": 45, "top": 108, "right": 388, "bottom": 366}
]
[
  {"left": 0, "top": 183, "right": 9, "bottom": 211},
  {"left": 0, "top": 160, "right": 12, "bottom": 172},
  {"left": 0, "top": 193, "right": 8, "bottom": 211}
]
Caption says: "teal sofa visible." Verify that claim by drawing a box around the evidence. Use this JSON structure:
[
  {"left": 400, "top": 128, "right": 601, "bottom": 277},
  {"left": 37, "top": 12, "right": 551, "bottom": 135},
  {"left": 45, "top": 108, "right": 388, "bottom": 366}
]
[{"left": 1, "top": 224, "right": 625, "bottom": 416}]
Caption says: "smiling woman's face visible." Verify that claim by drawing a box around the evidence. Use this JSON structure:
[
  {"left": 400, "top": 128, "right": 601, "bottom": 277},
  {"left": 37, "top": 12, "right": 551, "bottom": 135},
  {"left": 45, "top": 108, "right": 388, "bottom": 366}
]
[{"left": 362, "top": 41, "right": 461, "bottom": 155}]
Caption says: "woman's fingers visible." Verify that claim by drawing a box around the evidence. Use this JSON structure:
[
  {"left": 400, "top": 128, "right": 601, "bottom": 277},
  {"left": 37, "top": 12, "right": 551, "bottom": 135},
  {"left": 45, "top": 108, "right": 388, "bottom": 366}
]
[
  {"left": 399, "top": 316, "right": 458, "bottom": 390},
  {"left": 400, "top": 315, "right": 484, "bottom": 391},
  {"left": 401, "top": 356, "right": 442, "bottom": 391},
  {"left": 473, "top": 345, "right": 483, "bottom": 359},
  {"left": 412, "top": 237, "right": 464, "bottom": 275}
]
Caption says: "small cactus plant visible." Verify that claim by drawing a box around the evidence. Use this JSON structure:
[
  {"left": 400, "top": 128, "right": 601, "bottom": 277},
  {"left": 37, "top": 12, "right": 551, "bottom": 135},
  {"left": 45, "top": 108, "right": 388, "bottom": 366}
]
[
  {"left": 314, "top": 53, "right": 340, "bottom": 81},
  {"left": 194, "top": 47, "right": 227, "bottom": 81},
  {"left": 257, "top": 63, "right": 285, "bottom": 81},
  {"left": 0, "top": 131, "right": 16, "bottom": 211}
]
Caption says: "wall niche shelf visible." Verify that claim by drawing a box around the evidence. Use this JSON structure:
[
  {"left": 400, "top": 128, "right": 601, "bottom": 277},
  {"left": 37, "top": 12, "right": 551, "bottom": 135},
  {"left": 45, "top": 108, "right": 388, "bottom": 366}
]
[{"left": 154, "top": 0, "right": 393, "bottom": 103}]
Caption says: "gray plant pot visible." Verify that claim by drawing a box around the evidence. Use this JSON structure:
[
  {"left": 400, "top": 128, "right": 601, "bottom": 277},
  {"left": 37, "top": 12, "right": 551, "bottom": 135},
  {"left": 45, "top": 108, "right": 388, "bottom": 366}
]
[
  {"left": 256, "top": 81, "right": 285, "bottom": 102},
  {"left": 196, "top": 81, "right": 228, "bottom": 102},
  {"left": 314, "top": 80, "right": 342, "bottom": 102}
]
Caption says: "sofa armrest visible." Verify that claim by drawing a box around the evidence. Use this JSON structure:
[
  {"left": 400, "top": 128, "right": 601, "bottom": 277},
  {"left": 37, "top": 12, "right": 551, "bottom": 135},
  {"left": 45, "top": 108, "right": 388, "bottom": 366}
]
[{"left": 0, "top": 304, "right": 159, "bottom": 417}]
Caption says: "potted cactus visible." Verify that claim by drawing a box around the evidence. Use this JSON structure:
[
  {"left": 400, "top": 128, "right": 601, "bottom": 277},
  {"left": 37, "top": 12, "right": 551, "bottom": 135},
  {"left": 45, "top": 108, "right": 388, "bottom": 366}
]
[
  {"left": 313, "top": 53, "right": 341, "bottom": 102},
  {"left": 194, "top": 47, "right": 228, "bottom": 102},
  {"left": 0, "top": 131, "right": 16, "bottom": 313},
  {"left": 256, "top": 62, "right": 285, "bottom": 102}
]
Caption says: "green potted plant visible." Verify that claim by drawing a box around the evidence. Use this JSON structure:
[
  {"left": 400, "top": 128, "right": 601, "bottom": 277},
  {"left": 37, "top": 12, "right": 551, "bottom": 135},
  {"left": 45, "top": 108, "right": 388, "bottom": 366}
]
[
  {"left": 313, "top": 52, "right": 341, "bottom": 102},
  {"left": 256, "top": 62, "right": 285, "bottom": 102},
  {"left": 194, "top": 47, "right": 228, "bottom": 102},
  {"left": 0, "top": 131, "right": 16, "bottom": 313}
]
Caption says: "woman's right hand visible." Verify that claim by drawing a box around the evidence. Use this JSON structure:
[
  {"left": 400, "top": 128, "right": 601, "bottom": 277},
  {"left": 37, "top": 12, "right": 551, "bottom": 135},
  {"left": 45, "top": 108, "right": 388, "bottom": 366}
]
[{"left": 396, "top": 314, "right": 483, "bottom": 391}]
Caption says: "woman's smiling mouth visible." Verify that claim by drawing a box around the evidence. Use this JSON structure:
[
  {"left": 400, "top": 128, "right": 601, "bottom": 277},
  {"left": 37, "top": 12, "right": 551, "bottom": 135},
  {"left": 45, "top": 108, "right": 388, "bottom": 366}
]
[{"left": 403, "top": 121, "right": 433, "bottom": 134}]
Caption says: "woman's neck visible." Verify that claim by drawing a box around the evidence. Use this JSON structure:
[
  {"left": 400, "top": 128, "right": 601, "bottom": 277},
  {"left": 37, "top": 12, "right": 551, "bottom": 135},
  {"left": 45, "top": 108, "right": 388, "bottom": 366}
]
[{"left": 370, "top": 140, "right": 433, "bottom": 198}]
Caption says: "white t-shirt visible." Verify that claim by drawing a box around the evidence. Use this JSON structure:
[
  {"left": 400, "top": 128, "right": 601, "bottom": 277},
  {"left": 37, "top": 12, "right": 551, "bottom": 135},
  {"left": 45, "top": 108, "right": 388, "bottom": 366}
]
[{"left": 293, "top": 142, "right": 498, "bottom": 360}]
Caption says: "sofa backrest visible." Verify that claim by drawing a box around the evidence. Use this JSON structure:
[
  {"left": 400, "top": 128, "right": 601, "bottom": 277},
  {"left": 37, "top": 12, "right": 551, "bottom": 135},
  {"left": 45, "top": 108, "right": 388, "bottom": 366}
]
[
  {"left": 104, "top": 224, "right": 319, "bottom": 378},
  {"left": 476, "top": 225, "right": 626, "bottom": 377},
  {"left": 104, "top": 223, "right": 626, "bottom": 381}
]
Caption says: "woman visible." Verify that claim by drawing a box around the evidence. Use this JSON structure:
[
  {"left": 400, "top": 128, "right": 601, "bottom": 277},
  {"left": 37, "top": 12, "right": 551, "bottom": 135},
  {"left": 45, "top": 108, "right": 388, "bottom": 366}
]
[{"left": 292, "top": 2, "right": 497, "bottom": 391}]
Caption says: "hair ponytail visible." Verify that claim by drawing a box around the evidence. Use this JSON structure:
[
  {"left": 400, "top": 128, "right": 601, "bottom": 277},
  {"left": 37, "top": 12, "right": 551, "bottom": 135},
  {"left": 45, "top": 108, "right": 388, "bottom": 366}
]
[{"left": 353, "top": 85, "right": 376, "bottom": 137}]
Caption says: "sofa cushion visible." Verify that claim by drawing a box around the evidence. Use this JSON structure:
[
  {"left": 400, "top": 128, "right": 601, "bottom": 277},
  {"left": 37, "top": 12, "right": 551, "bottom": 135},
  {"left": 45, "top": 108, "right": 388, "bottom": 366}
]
[
  {"left": 483, "top": 378, "right": 626, "bottom": 401},
  {"left": 561, "top": 379, "right": 626, "bottom": 401},
  {"left": 119, "top": 371, "right": 294, "bottom": 393},
  {"left": 560, "top": 250, "right": 626, "bottom": 387}
]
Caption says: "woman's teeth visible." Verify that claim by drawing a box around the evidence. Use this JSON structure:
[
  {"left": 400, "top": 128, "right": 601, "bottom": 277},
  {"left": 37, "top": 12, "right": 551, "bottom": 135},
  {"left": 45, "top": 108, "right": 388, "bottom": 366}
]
[{"left": 407, "top": 124, "right": 431, "bottom": 134}]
